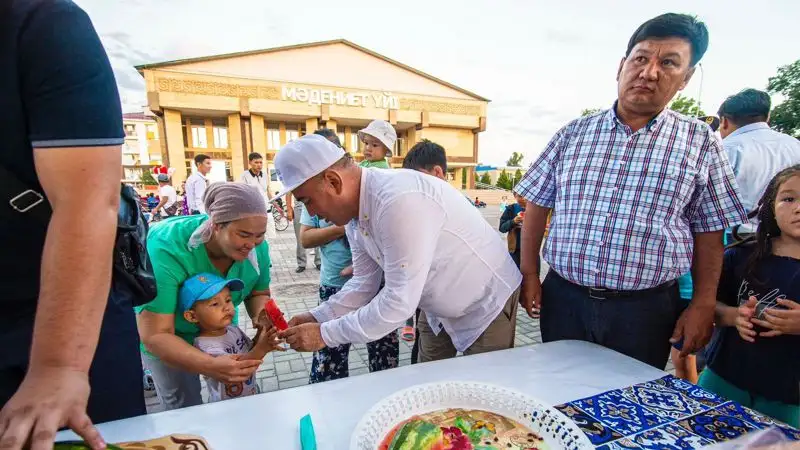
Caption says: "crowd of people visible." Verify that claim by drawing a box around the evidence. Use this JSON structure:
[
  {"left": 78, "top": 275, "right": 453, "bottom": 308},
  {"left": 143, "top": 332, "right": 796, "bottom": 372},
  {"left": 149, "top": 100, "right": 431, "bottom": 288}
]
[{"left": 1, "top": 2, "right": 799, "bottom": 450}]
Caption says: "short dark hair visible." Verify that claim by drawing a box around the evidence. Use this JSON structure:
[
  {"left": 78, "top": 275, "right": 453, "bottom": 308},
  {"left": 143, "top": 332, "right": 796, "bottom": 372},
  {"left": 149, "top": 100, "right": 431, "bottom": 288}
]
[
  {"left": 718, "top": 88, "right": 771, "bottom": 127},
  {"left": 626, "top": 13, "right": 709, "bottom": 66},
  {"left": 194, "top": 154, "right": 210, "bottom": 166},
  {"left": 314, "top": 128, "right": 342, "bottom": 148},
  {"left": 248, "top": 152, "right": 263, "bottom": 162},
  {"left": 402, "top": 139, "right": 447, "bottom": 172}
]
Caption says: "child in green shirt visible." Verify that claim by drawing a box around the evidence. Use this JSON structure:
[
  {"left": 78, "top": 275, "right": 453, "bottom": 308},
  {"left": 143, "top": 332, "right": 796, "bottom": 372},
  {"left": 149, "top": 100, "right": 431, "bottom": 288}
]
[{"left": 358, "top": 119, "right": 396, "bottom": 169}]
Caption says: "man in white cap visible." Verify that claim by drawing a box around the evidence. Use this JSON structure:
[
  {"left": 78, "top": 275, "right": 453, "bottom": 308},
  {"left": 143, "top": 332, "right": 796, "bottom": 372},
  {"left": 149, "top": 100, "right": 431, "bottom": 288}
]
[{"left": 273, "top": 134, "right": 522, "bottom": 362}]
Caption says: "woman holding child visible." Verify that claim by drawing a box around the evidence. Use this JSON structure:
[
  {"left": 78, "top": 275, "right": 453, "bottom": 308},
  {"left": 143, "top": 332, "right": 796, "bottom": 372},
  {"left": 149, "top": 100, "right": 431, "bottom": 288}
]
[{"left": 137, "top": 182, "right": 281, "bottom": 410}]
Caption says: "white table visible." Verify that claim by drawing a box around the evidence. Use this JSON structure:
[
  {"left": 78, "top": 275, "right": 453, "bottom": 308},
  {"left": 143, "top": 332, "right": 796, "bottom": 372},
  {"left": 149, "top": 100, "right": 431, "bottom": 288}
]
[{"left": 57, "top": 340, "right": 665, "bottom": 449}]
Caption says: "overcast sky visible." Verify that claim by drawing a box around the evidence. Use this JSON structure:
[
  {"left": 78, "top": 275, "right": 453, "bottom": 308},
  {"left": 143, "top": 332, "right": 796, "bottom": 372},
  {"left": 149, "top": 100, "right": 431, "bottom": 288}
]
[{"left": 75, "top": 0, "right": 800, "bottom": 166}]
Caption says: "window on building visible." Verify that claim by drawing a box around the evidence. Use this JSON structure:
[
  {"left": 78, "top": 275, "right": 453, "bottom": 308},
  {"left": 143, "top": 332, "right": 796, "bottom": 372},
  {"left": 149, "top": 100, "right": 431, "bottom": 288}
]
[
  {"left": 337, "top": 132, "right": 345, "bottom": 148},
  {"left": 350, "top": 133, "right": 361, "bottom": 153},
  {"left": 191, "top": 127, "right": 207, "bottom": 148},
  {"left": 212, "top": 126, "right": 228, "bottom": 149},
  {"left": 124, "top": 124, "right": 136, "bottom": 137},
  {"left": 286, "top": 129, "right": 299, "bottom": 143},
  {"left": 266, "top": 123, "right": 281, "bottom": 151},
  {"left": 146, "top": 124, "right": 157, "bottom": 140}
]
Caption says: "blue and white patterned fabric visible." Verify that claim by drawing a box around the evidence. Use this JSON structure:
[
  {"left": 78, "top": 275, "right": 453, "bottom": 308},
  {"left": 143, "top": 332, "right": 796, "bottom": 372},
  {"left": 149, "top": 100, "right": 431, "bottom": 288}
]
[{"left": 556, "top": 375, "right": 800, "bottom": 449}]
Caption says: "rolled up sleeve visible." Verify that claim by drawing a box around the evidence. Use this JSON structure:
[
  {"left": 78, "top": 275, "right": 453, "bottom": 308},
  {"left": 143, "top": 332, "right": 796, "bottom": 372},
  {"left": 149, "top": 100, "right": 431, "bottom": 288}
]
[
  {"left": 688, "top": 137, "right": 748, "bottom": 233},
  {"left": 319, "top": 194, "right": 444, "bottom": 346}
]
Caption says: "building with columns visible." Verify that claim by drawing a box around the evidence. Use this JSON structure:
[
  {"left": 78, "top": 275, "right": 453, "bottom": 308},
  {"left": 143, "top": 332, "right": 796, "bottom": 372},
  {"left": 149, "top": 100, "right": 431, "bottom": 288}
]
[{"left": 135, "top": 39, "right": 488, "bottom": 189}]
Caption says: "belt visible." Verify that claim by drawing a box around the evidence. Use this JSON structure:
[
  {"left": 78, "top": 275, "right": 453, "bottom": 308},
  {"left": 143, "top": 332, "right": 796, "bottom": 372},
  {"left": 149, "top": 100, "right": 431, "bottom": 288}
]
[{"left": 551, "top": 271, "right": 677, "bottom": 300}]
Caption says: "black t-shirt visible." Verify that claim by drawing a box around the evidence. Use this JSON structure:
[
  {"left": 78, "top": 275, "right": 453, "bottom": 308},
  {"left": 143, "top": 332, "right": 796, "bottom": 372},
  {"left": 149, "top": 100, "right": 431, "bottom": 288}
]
[
  {"left": 708, "top": 244, "right": 800, "bottom": 405},
  {"left": 0, "top": 0, "right": 123, "bottom": 316}
]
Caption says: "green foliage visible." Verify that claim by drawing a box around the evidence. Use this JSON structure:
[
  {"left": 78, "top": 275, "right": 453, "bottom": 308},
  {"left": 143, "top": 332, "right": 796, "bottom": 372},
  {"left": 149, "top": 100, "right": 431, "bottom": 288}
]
[
  {"left": 767, "top": 59, "right": 800, "bottom": 138},
  {"left": 580, "top": 108, "right": 602, "bottom": 116},
  {"left": 668, "top": 94, "right": 706, "bottom": 117},
  {"left": 506, "top": 151, "right": 524, "bottom": 167},
  {"left": 496, "top": 169, "right": 513, "bottom": 190},
  {"left": 513, "top": 169, "right": 523, "bottom": 188},
  {"left": 140, "top": 170, "right": 158, "bottom": 186},
  {"left": 479, "top": 172, "right": 492, "bottom": 186}
]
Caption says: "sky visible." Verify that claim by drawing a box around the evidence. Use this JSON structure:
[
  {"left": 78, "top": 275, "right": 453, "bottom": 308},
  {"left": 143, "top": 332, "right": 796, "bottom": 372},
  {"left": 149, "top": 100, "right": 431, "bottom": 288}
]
[{"left": 76, "top": 0, "right": 800, "bottom": 167}]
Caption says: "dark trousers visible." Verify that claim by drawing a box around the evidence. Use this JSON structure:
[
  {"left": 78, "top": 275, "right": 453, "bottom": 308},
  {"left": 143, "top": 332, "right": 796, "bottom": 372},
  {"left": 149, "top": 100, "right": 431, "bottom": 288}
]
[
  {"left": 0, "top": 284, "right": 146, "bottom": 424},
  {"left": 540, "top": 271, "right": 684, "bottom": 369}
]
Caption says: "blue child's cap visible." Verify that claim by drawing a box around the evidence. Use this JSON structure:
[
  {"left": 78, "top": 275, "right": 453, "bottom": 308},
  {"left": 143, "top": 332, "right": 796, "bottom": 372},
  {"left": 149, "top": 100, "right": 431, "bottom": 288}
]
[{"left": 179, "top": 272, "right": 244, "bottom": 311}]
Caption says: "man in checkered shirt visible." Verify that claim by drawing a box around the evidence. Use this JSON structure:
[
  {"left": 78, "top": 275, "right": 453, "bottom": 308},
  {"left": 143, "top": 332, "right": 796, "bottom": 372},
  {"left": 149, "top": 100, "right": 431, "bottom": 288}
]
[{"left": 515, "top": 13, "right": 747, "bottom": 369}]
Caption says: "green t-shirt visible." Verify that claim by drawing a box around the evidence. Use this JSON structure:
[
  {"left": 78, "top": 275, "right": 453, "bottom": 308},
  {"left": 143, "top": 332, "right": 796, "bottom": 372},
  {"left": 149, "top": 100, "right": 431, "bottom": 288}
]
[
  {"left": 359, "top": 158, "right": 391, "bottom": 169},
  {"left": 136, "top": 215, "right": 271, "bottom": 354}
]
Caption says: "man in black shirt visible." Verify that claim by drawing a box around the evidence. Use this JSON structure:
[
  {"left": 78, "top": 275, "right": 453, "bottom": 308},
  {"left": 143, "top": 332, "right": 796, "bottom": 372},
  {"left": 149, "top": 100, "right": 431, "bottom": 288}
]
[{"left": 0, "top": 1, "right": 145, "bottom": 449}]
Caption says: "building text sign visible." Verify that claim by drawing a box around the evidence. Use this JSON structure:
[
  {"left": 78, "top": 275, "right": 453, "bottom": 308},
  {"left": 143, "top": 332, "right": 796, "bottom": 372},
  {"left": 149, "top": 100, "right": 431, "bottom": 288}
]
[{"left": 281, "top": 86, "right": 399, "bottom": 109}]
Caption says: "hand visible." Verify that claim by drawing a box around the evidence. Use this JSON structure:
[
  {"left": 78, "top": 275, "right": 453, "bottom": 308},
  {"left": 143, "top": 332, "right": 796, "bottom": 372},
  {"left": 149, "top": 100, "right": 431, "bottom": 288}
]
[
  {"left": 254, "top": 326, "right": 286, "bottom": 353},
  {"left": 670, "top": 300, "right": 715, "bottom": 356},
  {"left": 513, "top": 215, "right": 523, "bottom": 225},
  {"left": 206, "top": 354, "right": 261, "bottom": 384},
  {"left": 280, "top": 323, "right": 326, "bottom": 352},
  {"left": 519, "top": 274, "right": 542, "bottom": 318},
  {"left": 734, "top": 296, "right": 757, "bottom": 343},
  {"left": 752, "top": 298, "right": 800, "bottom": 337},
  {"left": 287, "top": 312, "right": 318, "bottom": 328},
  {"left": 340, "top": 265, "right": 354, "bottom": 277},
  {"left": 0, "top": 367, "right": 105, "bottom": 450}
]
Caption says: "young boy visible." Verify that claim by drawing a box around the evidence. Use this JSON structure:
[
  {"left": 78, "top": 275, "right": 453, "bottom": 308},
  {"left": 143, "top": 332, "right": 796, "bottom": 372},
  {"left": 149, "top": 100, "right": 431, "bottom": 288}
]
[
  {"left": 180, "top": 272, "right": 281, "bottom": 403},
  {"left": 358, "top": 120, "right": 396, "bottom": 169}
]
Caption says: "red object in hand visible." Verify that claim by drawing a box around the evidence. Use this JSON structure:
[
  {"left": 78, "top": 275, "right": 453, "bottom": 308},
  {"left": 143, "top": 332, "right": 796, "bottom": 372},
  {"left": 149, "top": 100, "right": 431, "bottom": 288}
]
[
  {"left": 265, "top": 299, "right": 289, "bottom": 331},
  {"left": 519, "top": 211, "right": 525, "bottom": 218}
]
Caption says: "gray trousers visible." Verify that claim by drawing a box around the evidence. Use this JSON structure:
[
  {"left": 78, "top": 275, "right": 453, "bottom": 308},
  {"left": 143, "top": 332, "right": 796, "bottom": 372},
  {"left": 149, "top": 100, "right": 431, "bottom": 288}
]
[
  {"left": 293, "top": 204, "right": 320, "bottom": 268},
  {"left": 142, "top": 352, "right": 202, "bottom": 411}
]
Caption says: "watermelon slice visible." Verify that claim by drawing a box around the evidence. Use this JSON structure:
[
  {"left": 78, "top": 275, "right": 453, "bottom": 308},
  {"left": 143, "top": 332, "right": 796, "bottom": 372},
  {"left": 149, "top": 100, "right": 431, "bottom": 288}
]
[{"left": 265, "top": 299, "right": 289, "bottom": 331}]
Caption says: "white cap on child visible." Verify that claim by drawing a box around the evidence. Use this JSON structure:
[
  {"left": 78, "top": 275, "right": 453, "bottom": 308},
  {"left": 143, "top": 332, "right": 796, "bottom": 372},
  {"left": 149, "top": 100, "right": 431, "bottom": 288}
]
[{"left": 358, "top": 120, "right": 397, "bottom": 154}]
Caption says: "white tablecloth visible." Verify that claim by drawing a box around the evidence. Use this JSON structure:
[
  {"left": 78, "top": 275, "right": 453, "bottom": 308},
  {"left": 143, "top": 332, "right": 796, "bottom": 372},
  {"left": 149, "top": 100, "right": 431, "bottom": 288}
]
[{"left": 57, "top": 340, "right": 665, "bottom": 449}]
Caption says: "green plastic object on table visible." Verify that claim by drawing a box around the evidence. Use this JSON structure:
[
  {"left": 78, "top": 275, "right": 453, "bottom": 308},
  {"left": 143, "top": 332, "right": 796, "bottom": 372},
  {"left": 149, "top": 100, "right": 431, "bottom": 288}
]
[
  {"left": 54, "top": 442, "right": 123, "bottom": 450},
  {"left": 299, "top": 414, "right": 317, "bottom": 450}
]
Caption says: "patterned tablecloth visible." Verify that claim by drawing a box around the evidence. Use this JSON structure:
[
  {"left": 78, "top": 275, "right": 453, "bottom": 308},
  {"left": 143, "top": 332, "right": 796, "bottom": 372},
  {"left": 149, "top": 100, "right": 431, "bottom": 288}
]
[{"left": 555, "top": 375, "right": 800, "bottom": 449}]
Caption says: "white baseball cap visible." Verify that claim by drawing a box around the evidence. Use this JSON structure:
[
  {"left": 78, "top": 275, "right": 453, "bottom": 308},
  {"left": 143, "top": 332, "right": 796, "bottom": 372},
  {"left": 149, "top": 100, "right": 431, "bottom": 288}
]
[
  {"left": 357, "top": 120, "right": 397, "bottom": 155},
  {"left": 268, "top": 134, "right": 346, "bottom": 203}
]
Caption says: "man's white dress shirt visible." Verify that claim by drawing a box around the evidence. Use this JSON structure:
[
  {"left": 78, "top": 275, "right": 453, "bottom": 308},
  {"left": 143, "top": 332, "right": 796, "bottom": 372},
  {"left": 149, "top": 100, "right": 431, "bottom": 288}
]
[
  {"left": 310, "top": 168, "right": 522, "bottom": 352},
  {"left": 725, "top": 122, "right": 800, "bottom": 214},
  {"left": 185, "top": 171, "right": 208, "bottom": 213}
]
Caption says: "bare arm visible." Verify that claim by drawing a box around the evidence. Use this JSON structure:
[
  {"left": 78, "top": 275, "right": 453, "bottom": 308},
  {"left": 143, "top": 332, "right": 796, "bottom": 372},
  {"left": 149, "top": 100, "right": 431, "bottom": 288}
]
[
  {"left": 300, "top": 224, "right": 345, "bottom": 248},
  {"left": 519, "top": 202, "right": 550, "bottom": 278},
  {"left": 29, "top": 146, "right": 120, "bottom": 374},
  {"left": 152, "top": 196, "right": 167, "bottom": 214},
  {"left": 691, "top": 231, "right": 725, "bottom": 308}
]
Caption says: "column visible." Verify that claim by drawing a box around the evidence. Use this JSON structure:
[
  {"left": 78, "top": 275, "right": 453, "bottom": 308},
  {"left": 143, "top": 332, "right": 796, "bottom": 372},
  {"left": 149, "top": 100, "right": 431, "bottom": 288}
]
[
  {"left": 251, "top": 114, "right": 266, "bottom": 156},
  {"left": 163, "top": 109, "right": 187, "bottom": 185},
  {"left": 466, "top": 166, "right": 476, "bottom": 189},
  {"left": 279, "top": 122, "right": 287, "bottom": 146},
  {"left": 228, "top": 113, "right": 245, "bottom": 181},
  {"left": 305, "top": 117, "right": 318, "bottom": 135},
  {"left": 344, "top": 126, "right": 353, "bottom": 153},
  {"left": 407, "top": 126, "right": 418, "bottom": 149},
  {"left": 325, "top": 119, "right": 337, "bottom": 133}
]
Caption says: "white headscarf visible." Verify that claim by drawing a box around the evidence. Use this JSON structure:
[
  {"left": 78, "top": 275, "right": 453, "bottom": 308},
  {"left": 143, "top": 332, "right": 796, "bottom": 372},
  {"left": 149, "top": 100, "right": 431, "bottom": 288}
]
[{"left": 187, "top": 182, "right": 268, "bottom": 274}]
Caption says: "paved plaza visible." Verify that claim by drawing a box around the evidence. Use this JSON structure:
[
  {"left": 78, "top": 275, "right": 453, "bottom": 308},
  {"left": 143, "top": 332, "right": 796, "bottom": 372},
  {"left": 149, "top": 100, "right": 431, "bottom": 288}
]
[{"left": 146, "top": 207, "right": 675, "bottom": 412}]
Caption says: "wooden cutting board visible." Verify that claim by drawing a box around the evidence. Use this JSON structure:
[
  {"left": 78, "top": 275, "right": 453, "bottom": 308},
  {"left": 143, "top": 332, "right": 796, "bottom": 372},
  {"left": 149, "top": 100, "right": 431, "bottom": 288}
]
[{"left": 115, "top": 434, "right": 211, "bottom": 450}]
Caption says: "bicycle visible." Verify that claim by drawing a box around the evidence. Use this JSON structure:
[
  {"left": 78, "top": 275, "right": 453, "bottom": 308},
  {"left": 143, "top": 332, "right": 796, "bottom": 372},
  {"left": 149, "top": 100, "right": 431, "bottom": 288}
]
[{"left": 270, "top": 203, "right": 290, "bottom": 231}]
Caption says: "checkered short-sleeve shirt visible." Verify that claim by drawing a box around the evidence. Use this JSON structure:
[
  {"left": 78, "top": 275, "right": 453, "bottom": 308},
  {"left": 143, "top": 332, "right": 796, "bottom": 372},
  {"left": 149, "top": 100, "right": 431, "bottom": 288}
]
[{"left": 515, "top": 106, "right": 747, "bottom": 290}]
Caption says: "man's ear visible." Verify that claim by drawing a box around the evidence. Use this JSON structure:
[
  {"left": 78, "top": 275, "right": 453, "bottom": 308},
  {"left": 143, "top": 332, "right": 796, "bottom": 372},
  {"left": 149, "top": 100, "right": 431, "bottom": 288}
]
[
  {"left": 616, "top": 57, "right": 626, "bottom": 82},
  {"left": 323, "top": 170, "right": 345, "bottom": 195},
  {"left": 433, "top": 166, "right": 446, "bottom": 180},
  {"left": 184, "top": 310, "right": 198, "bottom": 324},
  {"left": 679, "top": 66, "right": 697, "bottom": 91}
]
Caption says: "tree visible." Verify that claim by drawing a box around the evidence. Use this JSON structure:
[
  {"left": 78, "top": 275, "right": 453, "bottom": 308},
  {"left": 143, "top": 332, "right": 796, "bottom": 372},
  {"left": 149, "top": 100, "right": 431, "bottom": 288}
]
[
  {"left": 513, "top": 168, "right": 523, "bottom": 188},
  {"left": 668, "top": 94, "right": 705, "bottom": 117},
  {"left": 479, "top": 172, "right": 492, "bottom": 186},
  {"left": 506, "top": 152, "right": 524, "bottom": 167},
  {"left": 496, "top": 169, "right": 513, "bottom": 190},
  {"left": 141, "top": 170, "right": 157, "bottom": 186},
  {"left": 580, "top": 108, "right": 602, "bottom": 117},
  {"left": 767, "top": 59, "right": 800, "bottom": 138}
]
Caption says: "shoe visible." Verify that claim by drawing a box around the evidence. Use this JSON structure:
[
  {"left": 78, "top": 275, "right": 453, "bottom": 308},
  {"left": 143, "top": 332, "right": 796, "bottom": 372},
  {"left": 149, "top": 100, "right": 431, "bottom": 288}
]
[
  {"left": 401, "top": 326, "right": 415, "bottom": 342},
  {"left": 296, "top": 266, "right": 306, "bottom": 273}
]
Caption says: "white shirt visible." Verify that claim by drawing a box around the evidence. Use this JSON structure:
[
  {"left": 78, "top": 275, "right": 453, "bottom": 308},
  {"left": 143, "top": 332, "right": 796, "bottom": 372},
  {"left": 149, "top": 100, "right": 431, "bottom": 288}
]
[
  {"left": 311, "top": 168, "right": 522, "bottom": 352},
  {"left": 725, "top": 122, "right": 800, "bottom": 214},
  {"left": 158, "top": 185, "right": 177, "bottom": 215},
  {"left": 240, "top": 169, "right": 269, "bottom": 197},
  {"left": 185, "top": 172, "right": 208, "bottom": 213},
  {"left": 194, "top": 326, "right": 259, "bottom": 402}
]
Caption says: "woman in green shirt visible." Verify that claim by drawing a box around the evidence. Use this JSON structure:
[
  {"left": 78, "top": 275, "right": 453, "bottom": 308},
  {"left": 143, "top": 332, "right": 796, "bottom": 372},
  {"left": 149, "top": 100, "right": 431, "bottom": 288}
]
[{"left": 137, "top": 183, "right": 273, "bottom": 410}]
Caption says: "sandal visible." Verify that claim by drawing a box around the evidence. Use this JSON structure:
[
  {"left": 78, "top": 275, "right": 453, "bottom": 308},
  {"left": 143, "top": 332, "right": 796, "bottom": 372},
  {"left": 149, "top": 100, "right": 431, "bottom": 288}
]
[{"left": 401, "top": 326, "right": 415, "bottom": 341}]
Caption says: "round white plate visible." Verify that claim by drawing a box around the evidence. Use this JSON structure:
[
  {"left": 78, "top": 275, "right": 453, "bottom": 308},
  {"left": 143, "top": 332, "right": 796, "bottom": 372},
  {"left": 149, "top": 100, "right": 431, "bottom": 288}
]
[{"left": 349, "top": 381, "right": 593, "bottom": 449}]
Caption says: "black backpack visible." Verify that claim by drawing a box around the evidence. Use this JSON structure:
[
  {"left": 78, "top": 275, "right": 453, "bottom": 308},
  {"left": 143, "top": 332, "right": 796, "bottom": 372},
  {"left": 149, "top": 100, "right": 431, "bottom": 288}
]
[{"left": 1, "top": 165, "right": 157, "bottom": 306}]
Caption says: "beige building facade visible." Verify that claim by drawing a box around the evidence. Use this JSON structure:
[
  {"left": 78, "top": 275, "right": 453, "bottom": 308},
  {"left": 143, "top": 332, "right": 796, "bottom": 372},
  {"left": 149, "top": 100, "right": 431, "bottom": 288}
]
[
  {"left": 121, "top": 112, "right": 162, "bottom": 184},
  {"left": 136, "top": 40, "right": 488, "bottom": 189}
]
